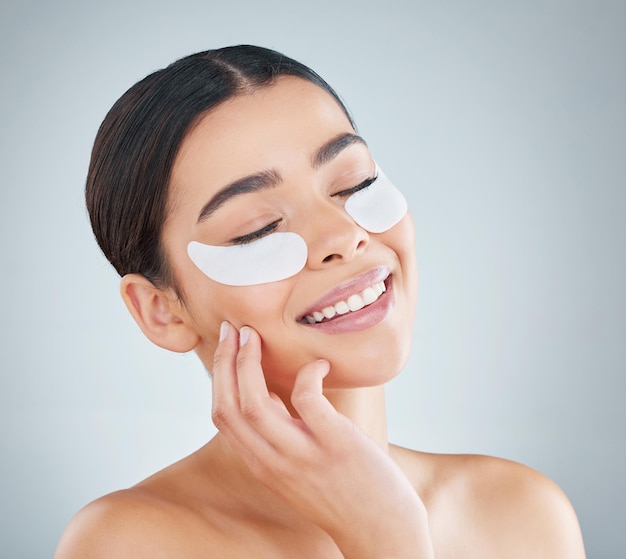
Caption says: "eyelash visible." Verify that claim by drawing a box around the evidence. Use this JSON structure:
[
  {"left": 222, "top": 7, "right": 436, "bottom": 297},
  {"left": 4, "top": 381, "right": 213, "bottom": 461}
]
[
  {"left": 231, "top": 219, "right": 282, "bottom": 245},
  {"left": 332, "top": 174, "right": 378, "bottom": 198},
  {"left": 229, "top": 174, "right": 378, "bottom": 245}
]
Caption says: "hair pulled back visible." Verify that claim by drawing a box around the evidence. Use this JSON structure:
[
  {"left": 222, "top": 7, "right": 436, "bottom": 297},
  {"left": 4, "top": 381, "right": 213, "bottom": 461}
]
[{"left": 86, "top": 45, "right": 354, "bottom": 294}]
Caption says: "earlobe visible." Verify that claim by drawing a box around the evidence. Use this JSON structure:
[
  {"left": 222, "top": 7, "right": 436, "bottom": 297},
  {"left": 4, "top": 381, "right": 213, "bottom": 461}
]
[{"left": 119, "top": 274, "right": 199, "bottom": 353}]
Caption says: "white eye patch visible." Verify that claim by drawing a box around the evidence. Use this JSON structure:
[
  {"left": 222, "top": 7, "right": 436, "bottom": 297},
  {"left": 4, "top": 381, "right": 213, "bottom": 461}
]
[
  {"left": 187, "top": 232, "right": 307, "bottom": 287},
  {"left": 345, "top": 166, "right": 408, "bottom": 233},
  {"left": 187, "top": 165, "right": 407, "bottom": 286}
]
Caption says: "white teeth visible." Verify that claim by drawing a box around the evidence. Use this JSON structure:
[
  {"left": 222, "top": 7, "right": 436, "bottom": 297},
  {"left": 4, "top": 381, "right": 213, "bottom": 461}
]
[
  {"left": 335, "top": 301, "right": 350, "bottom": 315},
  {"left": 362, "top": 287, "right": 377, "bottom": 305},
  {"left": 303, "top": 280, "right": 388, "bottom": 324},
  {"left": 322, "top": 306, "right": 336, "bottom": 319},
  {"left": 347, "top": 294, "right": 365, "bottom": 311}
]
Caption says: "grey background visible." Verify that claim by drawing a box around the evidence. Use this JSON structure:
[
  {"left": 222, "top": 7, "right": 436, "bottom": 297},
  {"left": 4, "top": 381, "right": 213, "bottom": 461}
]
[{"left": 1, "top": 0, "right": 624, "bottom": 557}]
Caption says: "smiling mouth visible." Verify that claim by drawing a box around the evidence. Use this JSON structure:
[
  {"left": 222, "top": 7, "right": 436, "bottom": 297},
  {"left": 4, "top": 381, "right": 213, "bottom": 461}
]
[{"left": 298, "top": 276, "right": 390, "bottom": 325}]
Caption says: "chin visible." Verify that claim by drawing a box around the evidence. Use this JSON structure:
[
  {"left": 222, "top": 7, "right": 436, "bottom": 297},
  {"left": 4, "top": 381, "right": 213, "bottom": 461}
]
[{"left": 324, "top": 327, "right": 412, "bottom": 389}]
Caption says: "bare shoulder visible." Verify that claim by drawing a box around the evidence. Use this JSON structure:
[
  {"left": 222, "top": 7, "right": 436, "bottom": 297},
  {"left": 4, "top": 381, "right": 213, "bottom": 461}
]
[
  {"left": 453, "top": 454, "right": 586, "bottom": 558},
  {"left": 391, "top": 447, "right": 586, "bottom": 558},
  {"left": 54, "top": 487, "right": 222, "bottom": 559}
]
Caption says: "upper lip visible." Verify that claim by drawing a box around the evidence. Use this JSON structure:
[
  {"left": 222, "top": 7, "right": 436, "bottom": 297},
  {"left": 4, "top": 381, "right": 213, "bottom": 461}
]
[{"left": 298, "top": 266, "right": 390, "bottom": 319}]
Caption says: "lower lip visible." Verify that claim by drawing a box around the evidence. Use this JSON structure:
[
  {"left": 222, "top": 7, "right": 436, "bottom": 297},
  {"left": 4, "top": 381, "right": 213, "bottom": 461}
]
[{"left": 301, "top": 277, "right": 395, "bottom": 334}]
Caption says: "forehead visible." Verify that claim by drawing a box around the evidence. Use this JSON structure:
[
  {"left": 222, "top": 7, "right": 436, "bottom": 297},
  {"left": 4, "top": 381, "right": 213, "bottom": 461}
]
[{"left": 170, "top": 76, "right": 356, "bottom": 195}]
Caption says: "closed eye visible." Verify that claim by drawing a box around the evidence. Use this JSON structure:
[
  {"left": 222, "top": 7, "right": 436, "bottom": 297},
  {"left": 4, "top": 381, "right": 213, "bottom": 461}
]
[
  {"left": 229, "top": 174, "right": 377, "bottom": 244},
  {"left": 332, "top": 174, "right": 378, "bottom": 199},
  {"left": 230, "top": 219, "right": 282, "bottom": 245}
]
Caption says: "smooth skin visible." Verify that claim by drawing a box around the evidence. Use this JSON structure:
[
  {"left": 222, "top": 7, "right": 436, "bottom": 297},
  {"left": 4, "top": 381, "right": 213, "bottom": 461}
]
[{"left": 55, "top": 77, "right": 586, "bottom": 558}]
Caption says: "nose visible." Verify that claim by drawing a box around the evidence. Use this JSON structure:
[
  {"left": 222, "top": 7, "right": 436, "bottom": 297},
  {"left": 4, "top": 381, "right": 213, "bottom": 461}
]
[{"left": 304, "top": 202, "right": 369, "bottom": 269}]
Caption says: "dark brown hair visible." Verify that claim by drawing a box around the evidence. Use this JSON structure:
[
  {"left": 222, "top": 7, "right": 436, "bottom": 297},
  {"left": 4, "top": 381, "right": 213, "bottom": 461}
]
[{"left": 85, "top": 45, "right": 354, "bottom": 296}]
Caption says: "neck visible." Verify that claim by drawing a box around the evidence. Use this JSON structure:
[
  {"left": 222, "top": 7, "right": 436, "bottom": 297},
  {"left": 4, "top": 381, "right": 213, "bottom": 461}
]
[
  {"left": 205, "top": 383, "right": 390, "bottom": 488},
  {"left": 324, "top": 384, "right": 389, "bottom": 451}
]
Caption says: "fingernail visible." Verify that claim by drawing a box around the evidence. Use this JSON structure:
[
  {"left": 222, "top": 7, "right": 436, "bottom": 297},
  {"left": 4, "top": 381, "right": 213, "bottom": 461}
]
[
  {"left": 239, "top": 326, "right": 250, "bottom": 347},
  {"left": 219, "top": 321, "right": 229, "bottom": 342}
]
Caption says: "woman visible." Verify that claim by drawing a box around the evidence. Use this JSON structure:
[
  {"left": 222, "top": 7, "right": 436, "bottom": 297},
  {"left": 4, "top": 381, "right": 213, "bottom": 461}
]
[{"left": 56, "top": 45, "right": 585, "bottom": 558}]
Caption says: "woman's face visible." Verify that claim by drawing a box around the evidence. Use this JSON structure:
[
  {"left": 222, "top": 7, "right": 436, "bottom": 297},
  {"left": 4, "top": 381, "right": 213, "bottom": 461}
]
[{"left": 162, "top": 76, "right": 418, "bottom": 397}]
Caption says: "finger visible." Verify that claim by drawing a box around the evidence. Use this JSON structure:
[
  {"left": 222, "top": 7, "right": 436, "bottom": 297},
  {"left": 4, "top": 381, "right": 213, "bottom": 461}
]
[
  {"left": 213, "top": 325, "right": 320, "bottom": 486},
  {"left": 211, "top": 322, "right": 276, "bottom": 456},
  {"left": 235, "top": 326, "right": 270, "bottom": 401},
  {"left": 211, "top": 321, "right": 239, "bottom": 415},
  {"left": 269, "top": 392, "right": 289, "bottom": 414},
  {"left": 290, "top": 359, "right": 339, "bottom": 436},
  {"left": 236, "top": 326, "right": 306, "bottom": 446}
]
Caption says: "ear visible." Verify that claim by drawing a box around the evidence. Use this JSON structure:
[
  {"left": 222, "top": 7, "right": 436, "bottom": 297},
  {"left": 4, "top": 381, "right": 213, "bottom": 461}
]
[{"left": 120, "top": 274, "right": 199, "bottom": 353}]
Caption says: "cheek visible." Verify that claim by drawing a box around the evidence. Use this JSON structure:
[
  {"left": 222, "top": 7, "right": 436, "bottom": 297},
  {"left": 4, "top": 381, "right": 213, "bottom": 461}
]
[
  {"left": 391, "top": 212, "right": 418, "bottom": 279},
  {"left": 399, "top": 218, "right": 419, "bottom": 313},
  {"left": 220, "top": 284, "right": 291, "bottom": 328},
  {"left": 371, "top": 209, "right": 417, "bottom": 292},
  {"left": 190, "top": 282, "right": 295, "bottom": 375}
]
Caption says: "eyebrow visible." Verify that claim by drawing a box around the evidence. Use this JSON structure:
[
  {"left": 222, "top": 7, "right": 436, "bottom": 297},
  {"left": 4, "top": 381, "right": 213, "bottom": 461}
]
[
  {"left": 197, "top": 132, "right": 368, "bottom": 223},
  {"left": 312, "top": 133, "right": 368, "bottom": 168},
  {"left": 197, "top": 169, "right": 282, "bottom": 223}
]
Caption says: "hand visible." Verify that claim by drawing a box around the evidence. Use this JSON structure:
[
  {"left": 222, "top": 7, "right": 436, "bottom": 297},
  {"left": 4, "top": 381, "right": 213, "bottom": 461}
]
[{"left": 211, "top": 322, "right": 434, "bottom": 558}]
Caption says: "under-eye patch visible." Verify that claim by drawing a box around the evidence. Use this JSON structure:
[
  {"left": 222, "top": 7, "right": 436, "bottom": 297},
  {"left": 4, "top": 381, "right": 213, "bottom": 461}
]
[
  {"left": 187, "top": 232, "right": 308, "bottom": 286},
  {"left": 345, "top": 166, "right": 407, "bottom": 233}
]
